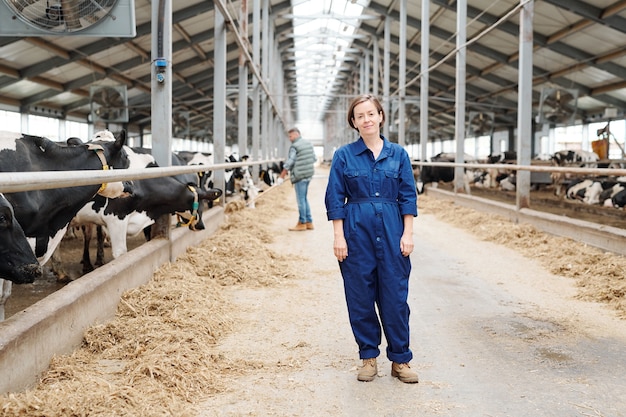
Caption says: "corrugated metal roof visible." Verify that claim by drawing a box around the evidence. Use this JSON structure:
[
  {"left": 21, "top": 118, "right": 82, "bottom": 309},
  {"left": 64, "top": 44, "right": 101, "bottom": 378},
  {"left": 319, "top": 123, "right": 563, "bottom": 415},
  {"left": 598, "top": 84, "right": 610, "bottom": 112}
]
[{"left": 0, "top": 0, "right": 624, "bottom": 144}]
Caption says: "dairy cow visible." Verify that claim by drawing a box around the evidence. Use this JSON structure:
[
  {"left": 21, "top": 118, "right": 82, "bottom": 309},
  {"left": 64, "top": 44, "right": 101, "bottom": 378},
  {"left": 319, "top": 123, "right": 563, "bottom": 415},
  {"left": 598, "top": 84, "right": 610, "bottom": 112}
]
[
  {"left": 416, "top": 153, "right": 475, "bottom": 194},
  {"left": 0, "top": 130, "right": 130, "bottom": 263},
  {"left": 610, "top": 188, "right": 626, "bottom": 208},
  {"left": 71, "top": 139, "right": 222, "bottom": 273},
  {"left": 564, "top": 177, "right": 626, "bottom": 206},
  {"left": 551, "top": 150, "right": 599, "bottom": 196},
  {"left": 565, "top": 179, "right": 603, "bottom": 204},
  {"left": 601, "top": 181, "right": 626, "bottom": 207},
  {"left": 259, "top": 162, "right": 283, "bottom": 188},
  {"left": 176, "top": 151, "right": 214, "bottom": 191},
  {"left": 176, "top": 150, "right": 218, "bottom": 209},
  {"left": 0, "top": 130, "right": 130, "bottom": 319}
]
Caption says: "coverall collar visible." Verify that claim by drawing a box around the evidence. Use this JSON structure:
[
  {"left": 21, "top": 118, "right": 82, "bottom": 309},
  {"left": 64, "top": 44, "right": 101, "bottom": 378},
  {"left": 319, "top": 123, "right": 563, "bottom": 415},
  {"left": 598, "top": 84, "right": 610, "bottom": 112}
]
[{"left": 354, "top": 135, "right": 393, "bottom": 160}]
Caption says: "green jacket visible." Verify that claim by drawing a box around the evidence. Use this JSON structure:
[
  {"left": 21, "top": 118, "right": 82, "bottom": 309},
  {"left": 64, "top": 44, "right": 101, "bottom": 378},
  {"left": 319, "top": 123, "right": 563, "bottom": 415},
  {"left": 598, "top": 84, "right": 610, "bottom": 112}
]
[{"left": 286, "top": 137, "right": 315, "bottom": 183}]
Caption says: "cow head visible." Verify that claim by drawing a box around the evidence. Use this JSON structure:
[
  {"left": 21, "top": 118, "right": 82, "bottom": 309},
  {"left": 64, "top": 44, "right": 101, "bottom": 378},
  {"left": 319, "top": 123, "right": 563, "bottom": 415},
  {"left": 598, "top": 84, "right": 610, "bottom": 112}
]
[
  {"left": 176, "top": 151, "right": 215, "bottom": 192},
  {"left": 0, "top": 194, "right": 42, "bottom": 284}
]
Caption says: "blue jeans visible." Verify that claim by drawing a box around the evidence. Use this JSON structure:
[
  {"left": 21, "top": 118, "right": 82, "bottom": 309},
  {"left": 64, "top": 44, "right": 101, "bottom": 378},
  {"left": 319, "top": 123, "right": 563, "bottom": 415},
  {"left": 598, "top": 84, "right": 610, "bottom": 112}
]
[{"left": 294, "top": 179, "right": 312, "bottom": 224}]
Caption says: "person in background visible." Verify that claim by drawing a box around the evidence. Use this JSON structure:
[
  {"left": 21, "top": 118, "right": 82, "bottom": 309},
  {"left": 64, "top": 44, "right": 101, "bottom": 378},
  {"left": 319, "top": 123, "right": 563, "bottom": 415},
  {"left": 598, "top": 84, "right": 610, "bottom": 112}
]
[
  {"left": 324, "top": 94, "right": 419, "bottom": 383},
  {"left": 278, "top": 127, "right": 316, "bottom": 231}
]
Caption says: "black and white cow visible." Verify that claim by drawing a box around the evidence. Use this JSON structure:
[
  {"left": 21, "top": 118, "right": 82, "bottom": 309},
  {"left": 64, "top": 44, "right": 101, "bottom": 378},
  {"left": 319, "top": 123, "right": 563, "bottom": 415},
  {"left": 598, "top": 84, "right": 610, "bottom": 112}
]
[
  {"left": 564, "top": 177, "right": 626, "bottom": 206},
  {"left": 236, "top": 155, "right": 260, "bottom": 208},
  {"left": 551, "top": 149, "right": 599, "bottom": 196},
  {"left": 486, "top": 151, "right": 517, "bottom": 164},
  {"left": 225, "top": 153, "right": 244, "bottom": 196},
  {"left": 467, "top": 152, "right": 517, "bottom": 190},
  {"left": 610, "top": 188, "right": 626, "bottom": 208},
  {"left": 552, "top": 150, "right": 599, "bottom": 167},
  {"left": 416, "top": 153, "right": 475, "bottom": 194},
  {"left": 600, "top": 181, "right": 626, "bottom": 207},
  {"left": 0, "top": 130, "right": 130, "bottom": 264},
  {"left": 259, "top": 162, "right": 283, "bottom": 188},
  {"left": 222, "top": 153, "right": 261, "bottom": 207},
  {"left": 0, "top": 130, "right": 130, "bottom": 319},
  {"left": 565, "top": 179, "right": 603, "bottom": 204},
  {"left": 70, "top": 138, "right": 222, "bottom": 272},
  {"left": 176, "top": 150, "right": 214, "bottom": 192},
  {"left": 175, "top": 150, "right": 219, "bottom": 209}
]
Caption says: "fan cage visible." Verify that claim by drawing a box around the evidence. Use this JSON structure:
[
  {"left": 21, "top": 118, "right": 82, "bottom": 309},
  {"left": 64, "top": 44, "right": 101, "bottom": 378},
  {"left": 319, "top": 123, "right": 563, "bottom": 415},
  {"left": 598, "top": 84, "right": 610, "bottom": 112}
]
[
  {"left": 467, "top": 111, "right": 495, "bottom": 137},
  {"left": 538, "top": 88, "right": 578, "bottom": 126},
  {"left": 90, "top": 85, "right": 129, "bottom": 123},
  {"left": 4, "top": 0, "right": 118, "bottom": 34}
]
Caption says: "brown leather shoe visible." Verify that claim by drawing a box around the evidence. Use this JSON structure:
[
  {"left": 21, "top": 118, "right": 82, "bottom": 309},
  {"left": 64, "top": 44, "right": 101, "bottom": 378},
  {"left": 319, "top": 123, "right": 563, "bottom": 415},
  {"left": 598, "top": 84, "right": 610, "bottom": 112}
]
[
  {"left": 391, "top": 362, "right": 419, "bottom": 383},
  {"left": 357, "top": 358, "right": 377, "bottom": 382},
  {"left": 289, "top": 222, "right": 307, "bottom": 231},
  {"left": 305, "top": 222, "right": 314, "bottom": 230}
]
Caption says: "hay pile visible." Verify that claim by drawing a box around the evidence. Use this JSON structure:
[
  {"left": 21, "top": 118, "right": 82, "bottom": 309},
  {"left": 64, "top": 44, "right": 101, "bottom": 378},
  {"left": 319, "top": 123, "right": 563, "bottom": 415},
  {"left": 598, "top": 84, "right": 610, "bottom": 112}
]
[
  {"left": 419, "top": 194, "right": 626, "bottom": 317},
  {"left": 0, "top": 186, "right": 299, "bottom": 417}
]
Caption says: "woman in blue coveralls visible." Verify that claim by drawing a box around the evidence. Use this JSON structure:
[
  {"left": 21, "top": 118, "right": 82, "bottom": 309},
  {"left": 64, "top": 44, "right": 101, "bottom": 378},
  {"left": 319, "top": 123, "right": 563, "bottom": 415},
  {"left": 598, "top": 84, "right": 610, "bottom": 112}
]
[{"left": 325, "top": 94, "right": 419, "bottom": 383}]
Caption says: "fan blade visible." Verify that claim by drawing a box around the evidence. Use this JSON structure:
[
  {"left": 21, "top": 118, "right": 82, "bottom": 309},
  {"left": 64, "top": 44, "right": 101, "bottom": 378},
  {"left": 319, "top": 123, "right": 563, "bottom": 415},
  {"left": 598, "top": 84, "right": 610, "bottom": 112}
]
[{"left": 60, "top": 0, "right": 82, "bottom": 30}]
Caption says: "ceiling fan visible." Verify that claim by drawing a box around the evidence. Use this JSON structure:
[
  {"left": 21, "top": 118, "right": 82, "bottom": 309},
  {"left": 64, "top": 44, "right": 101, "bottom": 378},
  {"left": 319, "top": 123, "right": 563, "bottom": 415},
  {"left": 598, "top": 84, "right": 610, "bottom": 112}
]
[
  {"left": 537, "top": 87, "right": 578, "bottom": 125},
  {"left": 0, "top": 0, "right": 136, "bottom": 36},
  {"left": 467, "top": 111, "right": 495, "bottom": 137}
]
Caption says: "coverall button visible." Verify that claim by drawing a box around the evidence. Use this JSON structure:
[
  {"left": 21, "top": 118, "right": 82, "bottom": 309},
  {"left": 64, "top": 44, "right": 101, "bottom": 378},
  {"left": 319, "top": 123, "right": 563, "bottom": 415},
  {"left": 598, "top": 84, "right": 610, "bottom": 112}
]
[
  {"left": 376, "top": 237, "right": 381, "bottom": 242},
  {"left": 375, "top": 192, "right": 380, "bottom": 197}
]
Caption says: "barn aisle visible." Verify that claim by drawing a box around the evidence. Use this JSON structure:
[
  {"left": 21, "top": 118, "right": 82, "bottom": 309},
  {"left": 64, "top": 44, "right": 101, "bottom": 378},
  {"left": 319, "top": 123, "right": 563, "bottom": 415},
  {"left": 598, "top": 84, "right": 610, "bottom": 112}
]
[{"left": 199, "top": 164, "right": 626, "bottom": 417}]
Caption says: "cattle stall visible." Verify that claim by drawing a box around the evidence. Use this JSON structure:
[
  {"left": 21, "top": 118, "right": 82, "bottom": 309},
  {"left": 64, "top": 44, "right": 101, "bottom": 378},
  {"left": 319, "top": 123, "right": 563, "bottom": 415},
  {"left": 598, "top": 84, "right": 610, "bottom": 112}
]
[
  {"left": 413, "top": 156, "right": 626, "bottom": 254},
  {"left": 0, "top": 156, "right": 279, "bottom": 393}
]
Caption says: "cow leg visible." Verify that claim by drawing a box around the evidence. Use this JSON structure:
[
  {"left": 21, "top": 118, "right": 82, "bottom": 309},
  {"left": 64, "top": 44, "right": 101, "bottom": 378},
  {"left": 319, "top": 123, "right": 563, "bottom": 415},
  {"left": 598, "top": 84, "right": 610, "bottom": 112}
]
[
  {"left": 95, "top": 225, "right": 105, "bottom": 267},
  {"left": 81, "top": 225, "right": 94, "bottom": 274},
  {"left": 0, "top": 279, "right": 12, "bottom": 321}
]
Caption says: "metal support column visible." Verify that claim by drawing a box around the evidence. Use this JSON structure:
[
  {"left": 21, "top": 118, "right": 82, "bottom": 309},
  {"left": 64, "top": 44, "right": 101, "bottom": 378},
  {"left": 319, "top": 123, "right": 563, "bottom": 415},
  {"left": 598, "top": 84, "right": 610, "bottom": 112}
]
[
  {"left": 238, "top": 0, "right": 249, "bottom": 157},
  {"left": 151, "top": 0, "right": 172, "bottom": 168},
  {"left": 454, "top": 0, "right": 467, "bottom": 193},
  {"left": 261, "top": 0, "right": 270, "bottom": 159},
  {"left": 420, "top": 0, "right": 430, "bottom": 161},
  {"left": 252, "top": 0, "right": 261, "bottom": 165},
  {"left": 213, "top": 5, "right": 227, "bottom": 198},
  {"left": 151, "top": 0, "right": 172, "bottom": 238},
  {"left": 364, "top": 49, "right": 370, "bottom": 94},
  {"left": 398, "top": 0, "right": 407, "bottom": 147},
  {"left": 383, "top": 17, "right": 391, "bottom": 139},
  {"left": 372, "top": 38, "right": 379, "bottom": 97},
  {"left": 516, "top": 0, "right": 533, "bottom": 209}
]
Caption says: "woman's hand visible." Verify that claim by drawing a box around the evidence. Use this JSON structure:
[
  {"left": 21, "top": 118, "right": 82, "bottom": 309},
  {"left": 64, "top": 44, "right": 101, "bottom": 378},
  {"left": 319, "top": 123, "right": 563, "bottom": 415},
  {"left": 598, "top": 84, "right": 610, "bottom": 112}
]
[
  {"left": 400, "top": 233, "right": 414, "bottom": 257},
  {"left": 332, "top": 219, "right": 348, "bottom": 262},
  {"left": 400, "top": 214, "right": 414, "bottom": 257},
  {"left": 334, "top": 235, "right": 348, "bottom": 262}
]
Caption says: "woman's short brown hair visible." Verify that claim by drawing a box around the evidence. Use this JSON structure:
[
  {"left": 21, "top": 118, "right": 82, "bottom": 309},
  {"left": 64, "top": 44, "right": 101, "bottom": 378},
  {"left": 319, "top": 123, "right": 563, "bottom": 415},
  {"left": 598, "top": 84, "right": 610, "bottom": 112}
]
[{"left": 347, "top": 94, "right": 386, "bottom": 131}]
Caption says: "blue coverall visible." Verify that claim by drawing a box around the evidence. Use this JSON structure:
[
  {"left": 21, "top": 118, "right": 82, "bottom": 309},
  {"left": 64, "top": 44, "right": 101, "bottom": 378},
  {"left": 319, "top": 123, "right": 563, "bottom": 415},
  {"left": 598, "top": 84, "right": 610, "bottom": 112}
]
[{"left": 325, "top": 136, "right": 418, "bottom": 364}]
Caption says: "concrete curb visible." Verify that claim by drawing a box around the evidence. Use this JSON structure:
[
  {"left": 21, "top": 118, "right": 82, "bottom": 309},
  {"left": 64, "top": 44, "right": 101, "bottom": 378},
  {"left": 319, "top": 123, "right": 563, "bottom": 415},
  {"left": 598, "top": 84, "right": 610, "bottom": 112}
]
[{"left": 0, "top": 206, "right": 224, "bottom": 393}]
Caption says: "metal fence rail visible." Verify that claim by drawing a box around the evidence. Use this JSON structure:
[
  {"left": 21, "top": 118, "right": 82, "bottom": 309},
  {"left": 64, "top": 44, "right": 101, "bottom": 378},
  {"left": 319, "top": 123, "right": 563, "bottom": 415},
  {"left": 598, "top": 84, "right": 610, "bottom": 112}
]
[
  {"left": 0, "top": 159, "right": 282, "bottom": 193},
  {"left": 413, "top": 161, "right": 626, "bottom": 178}
]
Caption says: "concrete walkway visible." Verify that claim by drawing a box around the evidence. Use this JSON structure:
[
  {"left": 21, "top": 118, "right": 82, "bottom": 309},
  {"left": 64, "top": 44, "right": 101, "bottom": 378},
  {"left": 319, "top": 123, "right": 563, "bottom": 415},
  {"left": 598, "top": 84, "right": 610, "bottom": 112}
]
[{"left": 199, "top": 167, "right": 626, "bottom": 417}]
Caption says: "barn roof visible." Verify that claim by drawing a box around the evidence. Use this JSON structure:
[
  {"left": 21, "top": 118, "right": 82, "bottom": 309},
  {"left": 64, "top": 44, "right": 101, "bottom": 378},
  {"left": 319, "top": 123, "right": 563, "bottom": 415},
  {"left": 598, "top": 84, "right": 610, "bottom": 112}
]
[{"left": 0, "top": 0, "right": 624, "bottom": 144}]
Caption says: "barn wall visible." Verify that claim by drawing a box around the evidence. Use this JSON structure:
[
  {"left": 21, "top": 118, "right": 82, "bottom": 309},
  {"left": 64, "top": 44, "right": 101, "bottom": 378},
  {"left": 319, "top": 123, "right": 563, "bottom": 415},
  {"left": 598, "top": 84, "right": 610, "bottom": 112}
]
[{"left": 0, "top": 206, "right": 225, "bottom": 394}]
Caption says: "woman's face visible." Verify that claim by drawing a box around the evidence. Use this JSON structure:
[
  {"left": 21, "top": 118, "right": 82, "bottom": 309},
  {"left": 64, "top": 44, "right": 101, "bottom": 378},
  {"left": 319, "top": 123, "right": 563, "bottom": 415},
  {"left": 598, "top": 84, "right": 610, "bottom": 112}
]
[{"left": 352, "top": 100, "right": 382, "bottom": 135}]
